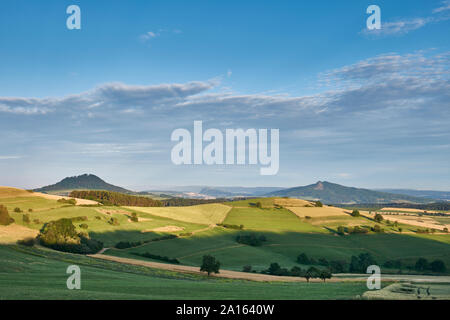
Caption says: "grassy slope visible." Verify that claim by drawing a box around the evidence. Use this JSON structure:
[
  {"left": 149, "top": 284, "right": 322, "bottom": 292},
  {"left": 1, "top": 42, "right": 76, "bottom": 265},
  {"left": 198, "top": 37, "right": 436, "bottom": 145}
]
[
  {"left": 1, "top": 196, "right": 206, "bottom": 247},
  {"left": 0, "top": 245, "right": 367, "bottom": 300},
  {"left": 108, "top": 227, "right": 450, "bottom": 272},
  {"left": 127, "top": 203, "right": 231, "bottom": 225}
]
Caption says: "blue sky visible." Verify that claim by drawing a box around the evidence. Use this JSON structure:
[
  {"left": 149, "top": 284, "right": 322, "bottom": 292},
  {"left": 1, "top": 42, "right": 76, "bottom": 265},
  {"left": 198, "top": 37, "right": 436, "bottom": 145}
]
[{"left": 0, "top": 0, "right": 449, "bottom": 190}]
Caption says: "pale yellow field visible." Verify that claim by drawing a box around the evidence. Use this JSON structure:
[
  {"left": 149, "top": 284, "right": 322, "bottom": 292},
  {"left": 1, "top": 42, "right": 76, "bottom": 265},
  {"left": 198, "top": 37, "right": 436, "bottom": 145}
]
[
  {"left": 381, "top": 207, "right": 439, "bottom": 214},
  {"left": 286, "top": 205, "right": 350, "bottom": 218},
  {"left": 0, "top": 224, "right": 38, "bottom": 244},
  {"left": 126, "top": 203, "right": 232, "bottom": 225},
  {"left": 0, "top": 186, "right": 98, "bottom": 205},
  {"left": 274, "top": 198, "right": 314, "bottom": 207}
]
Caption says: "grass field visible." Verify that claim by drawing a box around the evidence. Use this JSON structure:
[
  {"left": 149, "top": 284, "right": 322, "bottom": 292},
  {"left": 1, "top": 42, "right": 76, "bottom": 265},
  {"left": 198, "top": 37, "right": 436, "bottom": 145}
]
[
  {"left": 0, "top": 245, "right": 368, "bottom": 300},
  {"left": 223, "top": 207, "right": 325, "bottom": 233},
  {"left": 127, "top": 204, "right": 232, "bottom": 225},
  {"left": 107, "top": 227, "right": 450, "bottom": 272}
]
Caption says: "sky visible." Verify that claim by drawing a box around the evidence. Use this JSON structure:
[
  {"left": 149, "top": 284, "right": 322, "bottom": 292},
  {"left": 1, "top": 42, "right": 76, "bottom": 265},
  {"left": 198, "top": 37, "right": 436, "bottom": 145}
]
[{"left": 0, "top": 0, "right": 449, "bottom": 191}]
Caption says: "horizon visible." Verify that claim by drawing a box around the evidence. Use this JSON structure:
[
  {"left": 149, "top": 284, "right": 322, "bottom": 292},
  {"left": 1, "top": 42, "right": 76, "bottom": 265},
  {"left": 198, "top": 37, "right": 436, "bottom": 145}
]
[
  {"left": 13, "top": 173, "right": 450, "bottom": 193},
  {"left": 1, "top": 0, "right": 449, "bottom": 190}
]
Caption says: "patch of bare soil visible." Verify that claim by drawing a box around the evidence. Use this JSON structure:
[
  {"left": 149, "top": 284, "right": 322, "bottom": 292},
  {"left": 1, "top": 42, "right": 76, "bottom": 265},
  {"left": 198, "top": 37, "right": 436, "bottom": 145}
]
[{"left": 142, "top": 225, "right": 184, "bottom": 233}]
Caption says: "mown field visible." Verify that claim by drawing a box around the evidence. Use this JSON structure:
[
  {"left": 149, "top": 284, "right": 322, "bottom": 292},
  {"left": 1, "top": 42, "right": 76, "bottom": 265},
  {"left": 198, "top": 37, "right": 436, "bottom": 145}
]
[{"left": 0, "top": 245, "right": 368, "bottom": 300}]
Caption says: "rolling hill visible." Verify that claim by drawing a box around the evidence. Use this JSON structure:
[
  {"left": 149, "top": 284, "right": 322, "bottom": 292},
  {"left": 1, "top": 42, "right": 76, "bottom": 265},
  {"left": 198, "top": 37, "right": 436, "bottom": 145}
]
[
  {"left": 34, "top": 174, "right": 132, "bottom": 194},
  {"left": 267, "top": 181, "right": 431, "bottom": 204},
  {"left": 378, "top": 189, "right": 450, "bottom": 201}
]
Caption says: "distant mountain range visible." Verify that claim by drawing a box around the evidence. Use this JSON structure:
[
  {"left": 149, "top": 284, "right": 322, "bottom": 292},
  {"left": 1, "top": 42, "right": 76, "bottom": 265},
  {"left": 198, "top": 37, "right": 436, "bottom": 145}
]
[
  {"left": 267, "top": 181, "right": 432, "bottom": 204},
  {"left": 35, "top": 174, "right": 132, "bottom": 194},
  {"left": 34, "top": 174, "right": 440, "bottom": 204},
  {"left": 376, "top": 189, "right": 450, "bottom": 201}
]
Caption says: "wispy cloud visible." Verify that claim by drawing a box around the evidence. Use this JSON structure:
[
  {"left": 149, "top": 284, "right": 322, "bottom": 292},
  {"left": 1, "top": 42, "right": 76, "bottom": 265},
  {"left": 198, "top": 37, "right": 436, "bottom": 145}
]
[
  {"left": 0, "top": 155, "right": 22, "bottom": 160},
  {"left": 433, "top": 0, "right": 450, "bottom": 13}
]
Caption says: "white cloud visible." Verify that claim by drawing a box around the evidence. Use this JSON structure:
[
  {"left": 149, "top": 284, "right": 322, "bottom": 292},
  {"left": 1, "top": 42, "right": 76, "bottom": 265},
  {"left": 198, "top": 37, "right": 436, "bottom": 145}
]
[
  {"left": 433, "top": 0, "right": 450, "bottom": 13},
  {"left": 0, "top": 155, "right": 22, "bottom": 160}
]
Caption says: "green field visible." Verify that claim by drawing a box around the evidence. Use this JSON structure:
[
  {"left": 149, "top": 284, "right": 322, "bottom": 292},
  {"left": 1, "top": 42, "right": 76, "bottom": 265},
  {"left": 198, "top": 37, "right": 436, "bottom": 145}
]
[
  {"left": 107, "top": 227, "right": 450, "bottom": 272},
  {"left": 0, "top": 245, "right": 368, "bottom": 300}
]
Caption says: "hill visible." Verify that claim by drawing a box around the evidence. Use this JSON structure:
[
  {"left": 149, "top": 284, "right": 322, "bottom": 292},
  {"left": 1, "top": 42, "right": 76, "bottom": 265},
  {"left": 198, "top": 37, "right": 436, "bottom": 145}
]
[
  {"left": 267, "top": 181, "right": 431, "bottom": 204},
  {"left": 378, "top": 189, "right": 450, "bottom": 201},
  {"left": 35, "top": 174, "right": 132, "bottom": 194}
]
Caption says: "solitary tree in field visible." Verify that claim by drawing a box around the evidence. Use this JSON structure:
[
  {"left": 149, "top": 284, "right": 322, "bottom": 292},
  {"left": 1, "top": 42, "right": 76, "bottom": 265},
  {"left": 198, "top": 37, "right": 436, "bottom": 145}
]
[
  {"left": 374, "top": 213, "right": 383, "bottom": 223},
  {"left": 255, "top": 201, "right": 262, "bottom": 209},
  {"left": 200, "top": 255, "right": 220, "bottom": 276},
  {"left": 351, "top": 210, "right": 360, "bottom": 217}
]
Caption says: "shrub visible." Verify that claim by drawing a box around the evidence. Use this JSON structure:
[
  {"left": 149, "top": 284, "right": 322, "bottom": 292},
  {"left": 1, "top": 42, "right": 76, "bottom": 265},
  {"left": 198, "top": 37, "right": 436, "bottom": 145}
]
[
  {"left": 33, "top": 219, "right": 41, "bottom": 224},
  {"left": 57, "top": 198, "right": 77, "bottom": 205},
  {"left": 108, "top": 217, "right": 120, "bottom": 226},
  {"left": 374, "top": 213, "right": 384, "bottom": 223},
  {"left": 218, "top": 223, "right": 244, "bottom": 230},
  {"left": 236, "top": 234, "right": 267, "bottom": 246},
  {"left": 179, "top": 232, "right": 193, "bottom": 237},
  {"left": 337, "top": 226, "right": 345, "bottom": 235},
  {"left": 129, "top": 212, "right": 139, "bottom": 222},
  {"left": 38, "top": 218, "right": 103, "bottom": 254},
  {"left": 17, "top": 237, "right": 35, "bottom": 246},
  {"left": 133, "top": 252, "right": 180, "bottom": 264},
  {"left": 14, "top": 207, "right": 22, "bottom": 213},
  {"left": 71, "top": 216, "right": 88, "bottom": 222},
  {"left": 79, "top": 223, "right": 89, "bottom": 229},
  {"left": 28, "top": 208, "right": 33, "bottom": 213},
  {"left": 315, "top": 201, "right": 323, "bottom": 207},
  {"left": 242, "top": 265, "right": 252, "bottom": 273},
  {"left": 372, "top": 224, "right": 384, "bottom": 233},
  {"left": 255, "top": 201, "right": 262, "bottom": 209},
  {"left": 0, "top": 205, "right": 14, "bottom": 226},
  {"left": 22, "top": 214, "right": 31, "bottom": 224}
]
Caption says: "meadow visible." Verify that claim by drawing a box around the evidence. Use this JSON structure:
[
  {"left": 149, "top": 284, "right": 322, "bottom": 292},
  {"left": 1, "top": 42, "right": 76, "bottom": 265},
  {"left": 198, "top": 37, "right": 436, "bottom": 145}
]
[{"left": 0, "top": 245, "right": 368, "bottom": 300}]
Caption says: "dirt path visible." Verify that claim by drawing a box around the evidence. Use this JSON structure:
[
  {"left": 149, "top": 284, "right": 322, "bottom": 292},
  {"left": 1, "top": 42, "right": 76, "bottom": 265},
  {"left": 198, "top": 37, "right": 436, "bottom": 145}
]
[{"left": 88, "top": 253, "right": 363, "bottom": 283}]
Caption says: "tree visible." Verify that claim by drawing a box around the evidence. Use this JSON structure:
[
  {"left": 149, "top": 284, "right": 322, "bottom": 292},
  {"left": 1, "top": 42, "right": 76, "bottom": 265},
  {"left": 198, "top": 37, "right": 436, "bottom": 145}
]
[
  {"left": 315, "top": 201, "right": 323, "bottom": 208},
  {"left": 337, "top": 226, "right": 345, "bottom": 235},
  {"left": 319, "top": 270, "right": 332, "bottom": 282},
  {"left": 304, "top": 267, "right": 319, "bottom": 282},
  {"left": 374, "top": 213, "right": 383, "bottom": 223},
  {"left": 351, "top": 209, "right": 360, "bottom": 217},
  {"left": 200, "top": 255, "right": 220, "bottom": 276},
  {"left": 268, "top": 263, "right": 281, "bottom": 275},
  {"left": 0, "top": 205, "right": 14, "bottom": 226},
  {"left": 255, "top": 201, "right": 262, "bottom": 209},
  {"left": 14, "top": 207, "right": 22, "bottom": 213},
  {"left": 430, "top": 260, "right": 446, "bottom": 273},
  {"left": 415, "top": 258, "right": 429, "bottom": 271}
]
